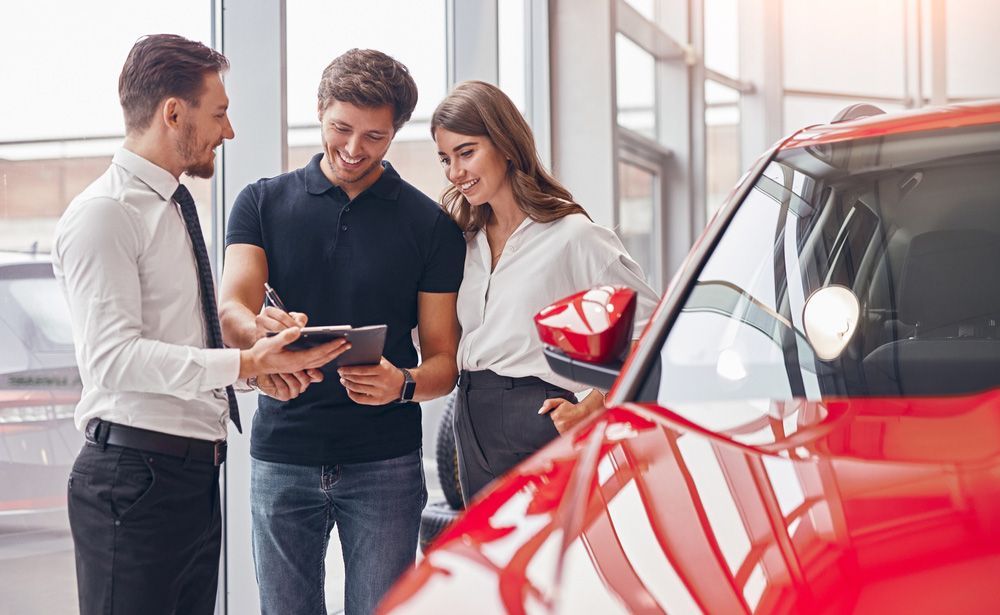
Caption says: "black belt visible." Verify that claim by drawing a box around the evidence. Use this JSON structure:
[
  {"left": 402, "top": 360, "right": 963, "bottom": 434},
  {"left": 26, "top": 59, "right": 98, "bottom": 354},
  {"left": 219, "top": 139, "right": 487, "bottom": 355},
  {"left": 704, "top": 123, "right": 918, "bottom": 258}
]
[
  {"left": 85, "top": 418, "right": 227, "bottom": 466},
  {"left": 458, "top": 369, "right": 550, "bottom": 391}
]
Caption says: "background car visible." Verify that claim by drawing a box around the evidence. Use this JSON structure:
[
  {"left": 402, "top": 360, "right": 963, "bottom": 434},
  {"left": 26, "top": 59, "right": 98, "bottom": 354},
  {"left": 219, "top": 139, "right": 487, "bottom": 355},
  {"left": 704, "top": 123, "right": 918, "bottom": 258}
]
[
  {"left": 381, "top": 101, "right": 1000, "bottom": 614},
  {"left": 0, "top": 251, "right": 82, "bottom": 548}
]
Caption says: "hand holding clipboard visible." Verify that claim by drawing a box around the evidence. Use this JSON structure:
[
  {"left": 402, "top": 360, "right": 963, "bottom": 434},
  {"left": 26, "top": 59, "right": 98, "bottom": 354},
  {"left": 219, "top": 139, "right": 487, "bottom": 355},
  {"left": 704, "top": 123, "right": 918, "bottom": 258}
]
[{"left": 263, "top": 283, "right": 386, "bottom": 367}]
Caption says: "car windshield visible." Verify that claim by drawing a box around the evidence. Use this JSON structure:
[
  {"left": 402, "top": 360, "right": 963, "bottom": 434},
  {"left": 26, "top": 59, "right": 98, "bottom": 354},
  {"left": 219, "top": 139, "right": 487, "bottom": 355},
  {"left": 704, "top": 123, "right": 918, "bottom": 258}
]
[
  {"left": 0, "top": 263, "right": 76, "bottom": 374},
  {"left": 639, "top": 122, "right": 1000, "bottom": 404}
]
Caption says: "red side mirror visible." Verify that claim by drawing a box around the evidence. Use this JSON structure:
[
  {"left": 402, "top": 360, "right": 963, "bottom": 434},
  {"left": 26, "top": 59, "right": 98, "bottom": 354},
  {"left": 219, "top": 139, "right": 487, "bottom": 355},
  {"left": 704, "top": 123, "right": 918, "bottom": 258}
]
[{"left": 534, "top": 286, "right": 636, "bottom": 364}]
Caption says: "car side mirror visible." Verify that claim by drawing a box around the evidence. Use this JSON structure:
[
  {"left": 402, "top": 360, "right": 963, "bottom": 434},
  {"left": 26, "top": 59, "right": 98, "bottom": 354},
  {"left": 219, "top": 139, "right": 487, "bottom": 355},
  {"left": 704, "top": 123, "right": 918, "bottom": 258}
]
[
  {"left": 534, "top": 286, "right": 636, "bottom": 389},
  {"left": 802, "top": 285, "right": 860, "bottom": 361}
]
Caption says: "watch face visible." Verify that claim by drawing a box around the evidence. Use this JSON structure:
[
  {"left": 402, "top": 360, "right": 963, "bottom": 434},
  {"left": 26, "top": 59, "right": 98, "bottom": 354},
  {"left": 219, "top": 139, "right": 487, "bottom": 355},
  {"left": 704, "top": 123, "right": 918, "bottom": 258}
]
[
  {"left": 401, "top": 368, "right": 416, "bottom": 401},
  {"left": 402, "top": 380, "right": 417, "bottom": 400}
]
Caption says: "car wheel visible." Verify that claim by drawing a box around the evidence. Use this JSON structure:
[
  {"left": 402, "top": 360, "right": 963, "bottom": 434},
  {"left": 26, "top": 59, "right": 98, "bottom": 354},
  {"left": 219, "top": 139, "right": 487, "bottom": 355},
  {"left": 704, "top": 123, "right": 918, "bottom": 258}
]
[
  {"left": 419, "top": 500, "right": 462, "bottom": 553},
  {"left": 435, "top": 391, "right": 464, "bottom": 510}
]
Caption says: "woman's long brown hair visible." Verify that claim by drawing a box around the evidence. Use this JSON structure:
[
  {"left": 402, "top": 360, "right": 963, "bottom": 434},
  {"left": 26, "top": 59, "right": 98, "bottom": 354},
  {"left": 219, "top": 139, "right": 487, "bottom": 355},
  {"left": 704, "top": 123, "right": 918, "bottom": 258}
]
[{"left": 431, "top": 80, "right": 590, "bottom": 234}]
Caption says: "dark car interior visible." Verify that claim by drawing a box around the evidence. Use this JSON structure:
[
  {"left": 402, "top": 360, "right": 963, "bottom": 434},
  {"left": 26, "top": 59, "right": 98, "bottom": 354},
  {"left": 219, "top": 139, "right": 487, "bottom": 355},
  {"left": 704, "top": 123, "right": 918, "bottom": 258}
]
[
  {"left": 647, "top": 125, "right": 1000, "bottom": 403},
  {"left": 840, "top": 153, "right": 1000, "bottom": 396}
]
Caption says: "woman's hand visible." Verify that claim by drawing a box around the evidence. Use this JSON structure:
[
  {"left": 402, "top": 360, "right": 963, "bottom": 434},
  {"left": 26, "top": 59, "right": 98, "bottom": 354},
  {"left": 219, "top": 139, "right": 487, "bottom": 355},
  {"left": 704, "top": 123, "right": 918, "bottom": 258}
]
[{"left": 539, "top": 390, "right": 606, "bottom": 434}]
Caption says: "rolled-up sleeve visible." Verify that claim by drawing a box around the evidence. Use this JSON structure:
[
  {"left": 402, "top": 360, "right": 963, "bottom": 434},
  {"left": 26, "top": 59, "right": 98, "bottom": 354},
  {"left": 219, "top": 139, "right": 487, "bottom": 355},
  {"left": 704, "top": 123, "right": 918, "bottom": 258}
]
[{"left": 55, "top": 197, "right": 240, "bottom": 399}]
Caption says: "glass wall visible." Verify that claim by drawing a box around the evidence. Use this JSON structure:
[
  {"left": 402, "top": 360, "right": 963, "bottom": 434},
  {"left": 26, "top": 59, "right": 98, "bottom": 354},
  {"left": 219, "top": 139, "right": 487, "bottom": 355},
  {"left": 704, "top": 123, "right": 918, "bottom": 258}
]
[
  {"left": 704, "top": 0, "right": 742, "bottom": 218},
  {"left": 783, "top": 0, "right": 906, "bottom": 100},
  {"left": 615, "top": 33, "right": 657, "bottom": 139},
  {"left": 944, "top": 0, "right": 1000, "bottom": 99},
  {"left": 498, "top": 0, "right": 527, "bottom": 113},
  {"left": 705, "top": 82, "right": 741, "bottom": 218},
  {"left": 0, "top": 3, "right": 213, "bottom": 614},
  {"left": 616, "top": 157, "right": 659, "bottom": 289}
]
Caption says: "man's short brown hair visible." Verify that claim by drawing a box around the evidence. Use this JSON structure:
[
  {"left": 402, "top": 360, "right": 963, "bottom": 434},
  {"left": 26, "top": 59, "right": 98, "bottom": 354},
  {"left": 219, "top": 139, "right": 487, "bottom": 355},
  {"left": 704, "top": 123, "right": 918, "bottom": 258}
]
[
  {"left": 119, "top": 34, "right": 230, "bottom": 133},
  {"left": 317, "top": 49, "right": 418, "bottom": 132}
]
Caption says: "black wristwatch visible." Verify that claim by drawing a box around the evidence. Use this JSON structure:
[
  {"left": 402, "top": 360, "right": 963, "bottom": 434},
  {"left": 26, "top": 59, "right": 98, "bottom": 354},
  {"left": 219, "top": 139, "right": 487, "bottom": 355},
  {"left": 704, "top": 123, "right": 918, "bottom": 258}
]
[{"left": 398, "top": 367, "right": 416, "bottom": 402}]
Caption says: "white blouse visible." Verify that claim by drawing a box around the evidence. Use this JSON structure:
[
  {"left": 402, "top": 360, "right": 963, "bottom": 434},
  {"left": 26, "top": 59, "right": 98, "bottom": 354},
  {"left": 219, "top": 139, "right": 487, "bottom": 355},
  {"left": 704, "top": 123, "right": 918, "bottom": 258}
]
[{"left": 456, "top": 213, "right": 660, "bottom": 392}]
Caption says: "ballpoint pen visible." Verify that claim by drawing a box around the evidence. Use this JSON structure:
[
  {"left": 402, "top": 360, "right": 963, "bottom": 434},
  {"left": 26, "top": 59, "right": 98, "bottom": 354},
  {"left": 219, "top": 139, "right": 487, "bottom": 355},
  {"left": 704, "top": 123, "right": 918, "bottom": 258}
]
[{"left": 263, "top": 282, "right": 288, "bottom": 312}]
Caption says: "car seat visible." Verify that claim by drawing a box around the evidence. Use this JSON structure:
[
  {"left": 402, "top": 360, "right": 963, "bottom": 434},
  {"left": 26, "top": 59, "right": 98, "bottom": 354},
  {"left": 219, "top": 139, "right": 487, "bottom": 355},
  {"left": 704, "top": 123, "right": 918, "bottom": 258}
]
[{"left": 863, "top": 229, "right": 1000, "bottom": 395}]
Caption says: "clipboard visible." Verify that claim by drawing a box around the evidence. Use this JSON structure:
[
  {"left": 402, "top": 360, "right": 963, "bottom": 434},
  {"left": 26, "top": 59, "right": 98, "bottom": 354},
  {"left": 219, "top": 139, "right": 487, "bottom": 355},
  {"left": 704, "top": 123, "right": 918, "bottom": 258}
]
[{"left": 268, "top": 324, "right": 387, "bottom": 366}]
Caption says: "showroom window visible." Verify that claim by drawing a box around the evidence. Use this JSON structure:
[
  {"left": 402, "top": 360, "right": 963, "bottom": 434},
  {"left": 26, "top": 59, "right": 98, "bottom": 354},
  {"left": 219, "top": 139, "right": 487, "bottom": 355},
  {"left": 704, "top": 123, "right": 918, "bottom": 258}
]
[
  {"left": 0, "top": 2, "right": 215, "bottom": 613},
  {"left": 616, "top": 33, "right": 657, "bottom": 140},
  {"left": 616, "top": 154, "right": 661, "bottom": 288},
  {"left": 704, "top": 0, "right": 744, "bottom": 218}
]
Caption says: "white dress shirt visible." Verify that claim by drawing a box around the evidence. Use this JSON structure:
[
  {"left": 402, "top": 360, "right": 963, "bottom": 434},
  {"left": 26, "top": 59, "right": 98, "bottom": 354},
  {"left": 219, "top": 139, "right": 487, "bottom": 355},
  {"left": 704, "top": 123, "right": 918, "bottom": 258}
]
[
  {"left": 457, "top": 213, "right": 660, "bottom": 392},
  {"left": 53, "top": 148, "right": 240, "bottom": 441}
]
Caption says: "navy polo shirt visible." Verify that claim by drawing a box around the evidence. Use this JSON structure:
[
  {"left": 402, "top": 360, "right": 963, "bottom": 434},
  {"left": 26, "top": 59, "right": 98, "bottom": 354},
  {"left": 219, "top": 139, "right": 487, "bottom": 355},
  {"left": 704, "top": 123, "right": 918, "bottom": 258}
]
[{"left": 226, "top": 154, "right": 465, "bottom": 465}]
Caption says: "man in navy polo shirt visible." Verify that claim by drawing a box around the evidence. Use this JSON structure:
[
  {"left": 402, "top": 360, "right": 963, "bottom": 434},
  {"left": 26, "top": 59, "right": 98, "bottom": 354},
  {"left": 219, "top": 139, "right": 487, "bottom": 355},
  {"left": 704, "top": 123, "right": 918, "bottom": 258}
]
[{"left": 219, "top": 49, "right": 465, "bottom": 615}]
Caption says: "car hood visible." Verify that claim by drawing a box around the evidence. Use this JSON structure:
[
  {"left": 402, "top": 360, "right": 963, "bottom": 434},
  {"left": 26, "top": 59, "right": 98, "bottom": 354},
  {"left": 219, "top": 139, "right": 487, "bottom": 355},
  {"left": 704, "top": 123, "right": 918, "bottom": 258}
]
[{"left": 382, "top": 394, "right": 1000, "bottom": 614}]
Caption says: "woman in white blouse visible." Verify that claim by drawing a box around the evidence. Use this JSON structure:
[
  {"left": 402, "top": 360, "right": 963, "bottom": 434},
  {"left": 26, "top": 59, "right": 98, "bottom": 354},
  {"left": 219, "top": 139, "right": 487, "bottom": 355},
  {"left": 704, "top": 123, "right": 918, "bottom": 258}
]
[{"left": 431, "top": 81, "right": 659, "bottom": 503}]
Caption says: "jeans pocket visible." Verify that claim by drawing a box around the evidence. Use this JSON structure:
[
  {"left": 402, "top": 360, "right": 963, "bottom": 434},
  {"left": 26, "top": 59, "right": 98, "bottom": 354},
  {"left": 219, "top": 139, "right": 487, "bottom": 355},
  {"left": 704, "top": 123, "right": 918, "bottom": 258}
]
[
  {"left": 67, "top": 470, "right": 88, "bottom": 493},
  {"left": 111, "top": 448, "right": 157, "bottom": 520}
]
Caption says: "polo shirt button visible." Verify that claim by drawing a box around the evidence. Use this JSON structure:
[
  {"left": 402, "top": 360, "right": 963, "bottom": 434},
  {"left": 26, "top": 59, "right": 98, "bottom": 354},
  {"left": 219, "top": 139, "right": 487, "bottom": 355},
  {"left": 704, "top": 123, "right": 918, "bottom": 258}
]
[
  {"left": 115, "top": 520, "right": 121, "bottom": 527},
  {"left": 344, "top": 207, "right": 351, "bottom": 213},
  {"left": 341, "top": 225, "right": 348, "bottom": 231}
]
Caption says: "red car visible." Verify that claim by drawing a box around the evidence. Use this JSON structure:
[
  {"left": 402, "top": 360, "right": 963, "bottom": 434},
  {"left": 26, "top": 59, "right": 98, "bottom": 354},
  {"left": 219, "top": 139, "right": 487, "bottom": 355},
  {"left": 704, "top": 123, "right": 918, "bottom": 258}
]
[{"left": 382, "top": 101, "right": 1000, "bottom": 614}]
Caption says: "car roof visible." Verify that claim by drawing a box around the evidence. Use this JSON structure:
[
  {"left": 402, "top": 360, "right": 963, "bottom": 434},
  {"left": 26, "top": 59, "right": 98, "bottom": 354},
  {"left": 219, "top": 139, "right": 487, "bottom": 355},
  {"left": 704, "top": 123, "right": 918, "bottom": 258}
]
[
  {"left": 782, "top": 99, "right": 1000, "bottom": 149},
  {"left": 0, "top": 251, "right": 52, "bottom": 267}
]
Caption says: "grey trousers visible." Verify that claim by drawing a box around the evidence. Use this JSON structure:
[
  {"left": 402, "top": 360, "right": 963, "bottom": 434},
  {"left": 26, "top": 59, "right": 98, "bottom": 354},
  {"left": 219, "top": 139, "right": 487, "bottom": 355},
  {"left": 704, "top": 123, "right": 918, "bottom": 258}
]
[{"left": 454, "top": 369, "right": 576, "bottom": 504}]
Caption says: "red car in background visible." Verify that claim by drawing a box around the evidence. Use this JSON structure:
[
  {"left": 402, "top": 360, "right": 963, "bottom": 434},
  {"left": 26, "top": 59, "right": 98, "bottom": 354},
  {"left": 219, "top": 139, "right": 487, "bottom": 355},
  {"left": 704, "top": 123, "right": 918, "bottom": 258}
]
[{"left": 383, "top": 101, "right": 1000, "bottom": 614}]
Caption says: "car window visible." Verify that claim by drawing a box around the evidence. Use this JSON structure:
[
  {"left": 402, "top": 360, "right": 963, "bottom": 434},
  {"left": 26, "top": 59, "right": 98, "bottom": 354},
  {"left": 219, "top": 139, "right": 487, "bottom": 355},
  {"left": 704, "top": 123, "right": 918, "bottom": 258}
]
[
  {"left": 638, "top": 123, "right": 1000, "bottom": 404},
  {"left": 0, "top": 265, "right": 75, "bottom": 374},
  {"left": 8, "top": 278, "right": 74, "bottom": 345}
]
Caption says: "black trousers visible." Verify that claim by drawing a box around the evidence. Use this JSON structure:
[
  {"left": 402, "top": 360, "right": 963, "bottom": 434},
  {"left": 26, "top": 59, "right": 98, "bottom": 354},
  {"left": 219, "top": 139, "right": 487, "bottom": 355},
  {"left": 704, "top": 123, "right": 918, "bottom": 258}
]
[
  {"left": 453, "top": 370, "right": 576, "bottom": 504},
  {"left": 67, "top": 441, "right": 222, "bottom": 615}
]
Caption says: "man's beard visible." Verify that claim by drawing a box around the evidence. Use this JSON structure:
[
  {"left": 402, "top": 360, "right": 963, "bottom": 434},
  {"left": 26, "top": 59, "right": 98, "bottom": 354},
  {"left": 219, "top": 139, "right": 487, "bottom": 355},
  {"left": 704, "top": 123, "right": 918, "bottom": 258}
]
[
  {"left": 326, "top": 152, "right": 382, "bottom": 185},
  {"left": 322, "top": 135, "right": 385, "bottom": 185},
  {"left": 177, "top": 123, "right": 216, "bottom": 179}
]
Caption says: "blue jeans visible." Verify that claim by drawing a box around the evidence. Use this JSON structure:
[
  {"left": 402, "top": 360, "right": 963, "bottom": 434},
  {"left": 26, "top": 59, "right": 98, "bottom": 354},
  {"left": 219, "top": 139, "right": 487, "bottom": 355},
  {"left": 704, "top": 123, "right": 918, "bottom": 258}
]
[{"left": 250, "top": 450, "right": 427, "bottom": 615}]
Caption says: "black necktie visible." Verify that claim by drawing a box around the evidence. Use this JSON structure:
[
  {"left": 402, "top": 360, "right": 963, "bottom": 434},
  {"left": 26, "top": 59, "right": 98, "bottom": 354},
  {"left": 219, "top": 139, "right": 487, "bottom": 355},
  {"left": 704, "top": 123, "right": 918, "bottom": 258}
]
[{"left": 173, "top": 184, "right": 242, "bottom": 434}]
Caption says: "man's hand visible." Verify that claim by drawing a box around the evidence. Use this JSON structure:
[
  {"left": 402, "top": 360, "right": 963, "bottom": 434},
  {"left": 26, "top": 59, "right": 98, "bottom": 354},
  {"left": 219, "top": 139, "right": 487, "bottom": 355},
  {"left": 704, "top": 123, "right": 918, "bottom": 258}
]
[
  {"left": 256, "top": 306, "right": 307, "bottom": 338},
  {"left": 338, "top": 357, "right": 405, "bottom": 406},
  {"left": 239, "top": 328, "right": 350, "bottom": 379},
  {"left": 254, "top": 308, "right": 320, "bottom": 395},
  {"left": 255, "top": 370, "right": 324, "bottom": 401},
  {"left": 539, "top": 393, "right": 606, "bottom": 434}
]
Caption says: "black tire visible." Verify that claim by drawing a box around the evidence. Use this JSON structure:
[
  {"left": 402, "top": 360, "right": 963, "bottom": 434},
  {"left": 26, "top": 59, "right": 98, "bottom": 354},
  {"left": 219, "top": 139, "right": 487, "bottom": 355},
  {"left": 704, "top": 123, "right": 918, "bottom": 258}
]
[
  {"left": 419, "top": 500, "right": 462, "bottom": 553},
  {"left": 435, "top": 391, "right": 464, "bottom": 510}
]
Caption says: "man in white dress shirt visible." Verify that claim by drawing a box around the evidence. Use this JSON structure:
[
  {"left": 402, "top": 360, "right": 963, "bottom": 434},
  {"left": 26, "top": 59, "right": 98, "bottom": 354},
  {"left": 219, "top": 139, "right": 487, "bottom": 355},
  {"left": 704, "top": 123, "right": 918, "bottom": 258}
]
[{"left": 53, "top": 34, "right": 349, "bottom": 615}]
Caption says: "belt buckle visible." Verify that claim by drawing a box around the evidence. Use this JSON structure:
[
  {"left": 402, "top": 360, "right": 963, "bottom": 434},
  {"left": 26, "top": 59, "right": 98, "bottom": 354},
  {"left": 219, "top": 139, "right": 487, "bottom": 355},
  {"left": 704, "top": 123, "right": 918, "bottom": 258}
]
[{"left": 213, "top": 440, "right": 227, "bottom": 466}]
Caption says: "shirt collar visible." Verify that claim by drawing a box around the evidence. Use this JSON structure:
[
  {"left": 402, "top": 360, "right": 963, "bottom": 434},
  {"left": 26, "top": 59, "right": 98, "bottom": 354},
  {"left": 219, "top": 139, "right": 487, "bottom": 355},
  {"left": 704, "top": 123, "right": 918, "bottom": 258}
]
[
  {"left": 112, "top": 147, "right": 179, "bottom": 202},
  {"left": 304, "top": 153, "right": 402, "bottom": 201}
]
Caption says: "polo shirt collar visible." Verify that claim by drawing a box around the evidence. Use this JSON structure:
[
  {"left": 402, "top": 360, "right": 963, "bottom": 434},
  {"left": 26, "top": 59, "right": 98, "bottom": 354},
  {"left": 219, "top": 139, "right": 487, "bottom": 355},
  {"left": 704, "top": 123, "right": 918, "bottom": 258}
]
[
  {"left": 304, "top": 153, "right": 402, "bottom": 201},
  {"left": 113, "top": 147, "right": 179, "bottom": 202}
]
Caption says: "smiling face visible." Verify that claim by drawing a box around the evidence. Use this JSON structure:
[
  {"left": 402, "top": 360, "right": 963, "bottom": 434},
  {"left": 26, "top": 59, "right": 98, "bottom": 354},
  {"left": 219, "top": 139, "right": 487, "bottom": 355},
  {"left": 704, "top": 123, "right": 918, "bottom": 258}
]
[
  {"left": 434, "top": 127, "right": 512, "bottom": 208},
  {"left": 176, "top": 72, "right": 233, "bottom": 179},
  {"left": 319, "top": 100, "right": 395, "bottom": 196}
]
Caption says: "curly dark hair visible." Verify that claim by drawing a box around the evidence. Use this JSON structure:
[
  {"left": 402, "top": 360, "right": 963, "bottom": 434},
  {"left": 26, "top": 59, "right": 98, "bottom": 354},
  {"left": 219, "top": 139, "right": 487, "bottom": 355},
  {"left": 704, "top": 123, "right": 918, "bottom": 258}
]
[
  {"left": 119, "top": 34, "right": 229, "bottom": 134},
  {"left": 317, "top": 48, "right": 418, "bottom": 132}
]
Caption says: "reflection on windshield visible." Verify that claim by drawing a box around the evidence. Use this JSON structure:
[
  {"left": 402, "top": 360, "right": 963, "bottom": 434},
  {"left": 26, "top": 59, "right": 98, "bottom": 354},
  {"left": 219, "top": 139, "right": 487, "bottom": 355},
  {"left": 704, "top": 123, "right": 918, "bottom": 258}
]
[{"left": 645, "top": 123, "right": 1000, "bottom": 404}]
